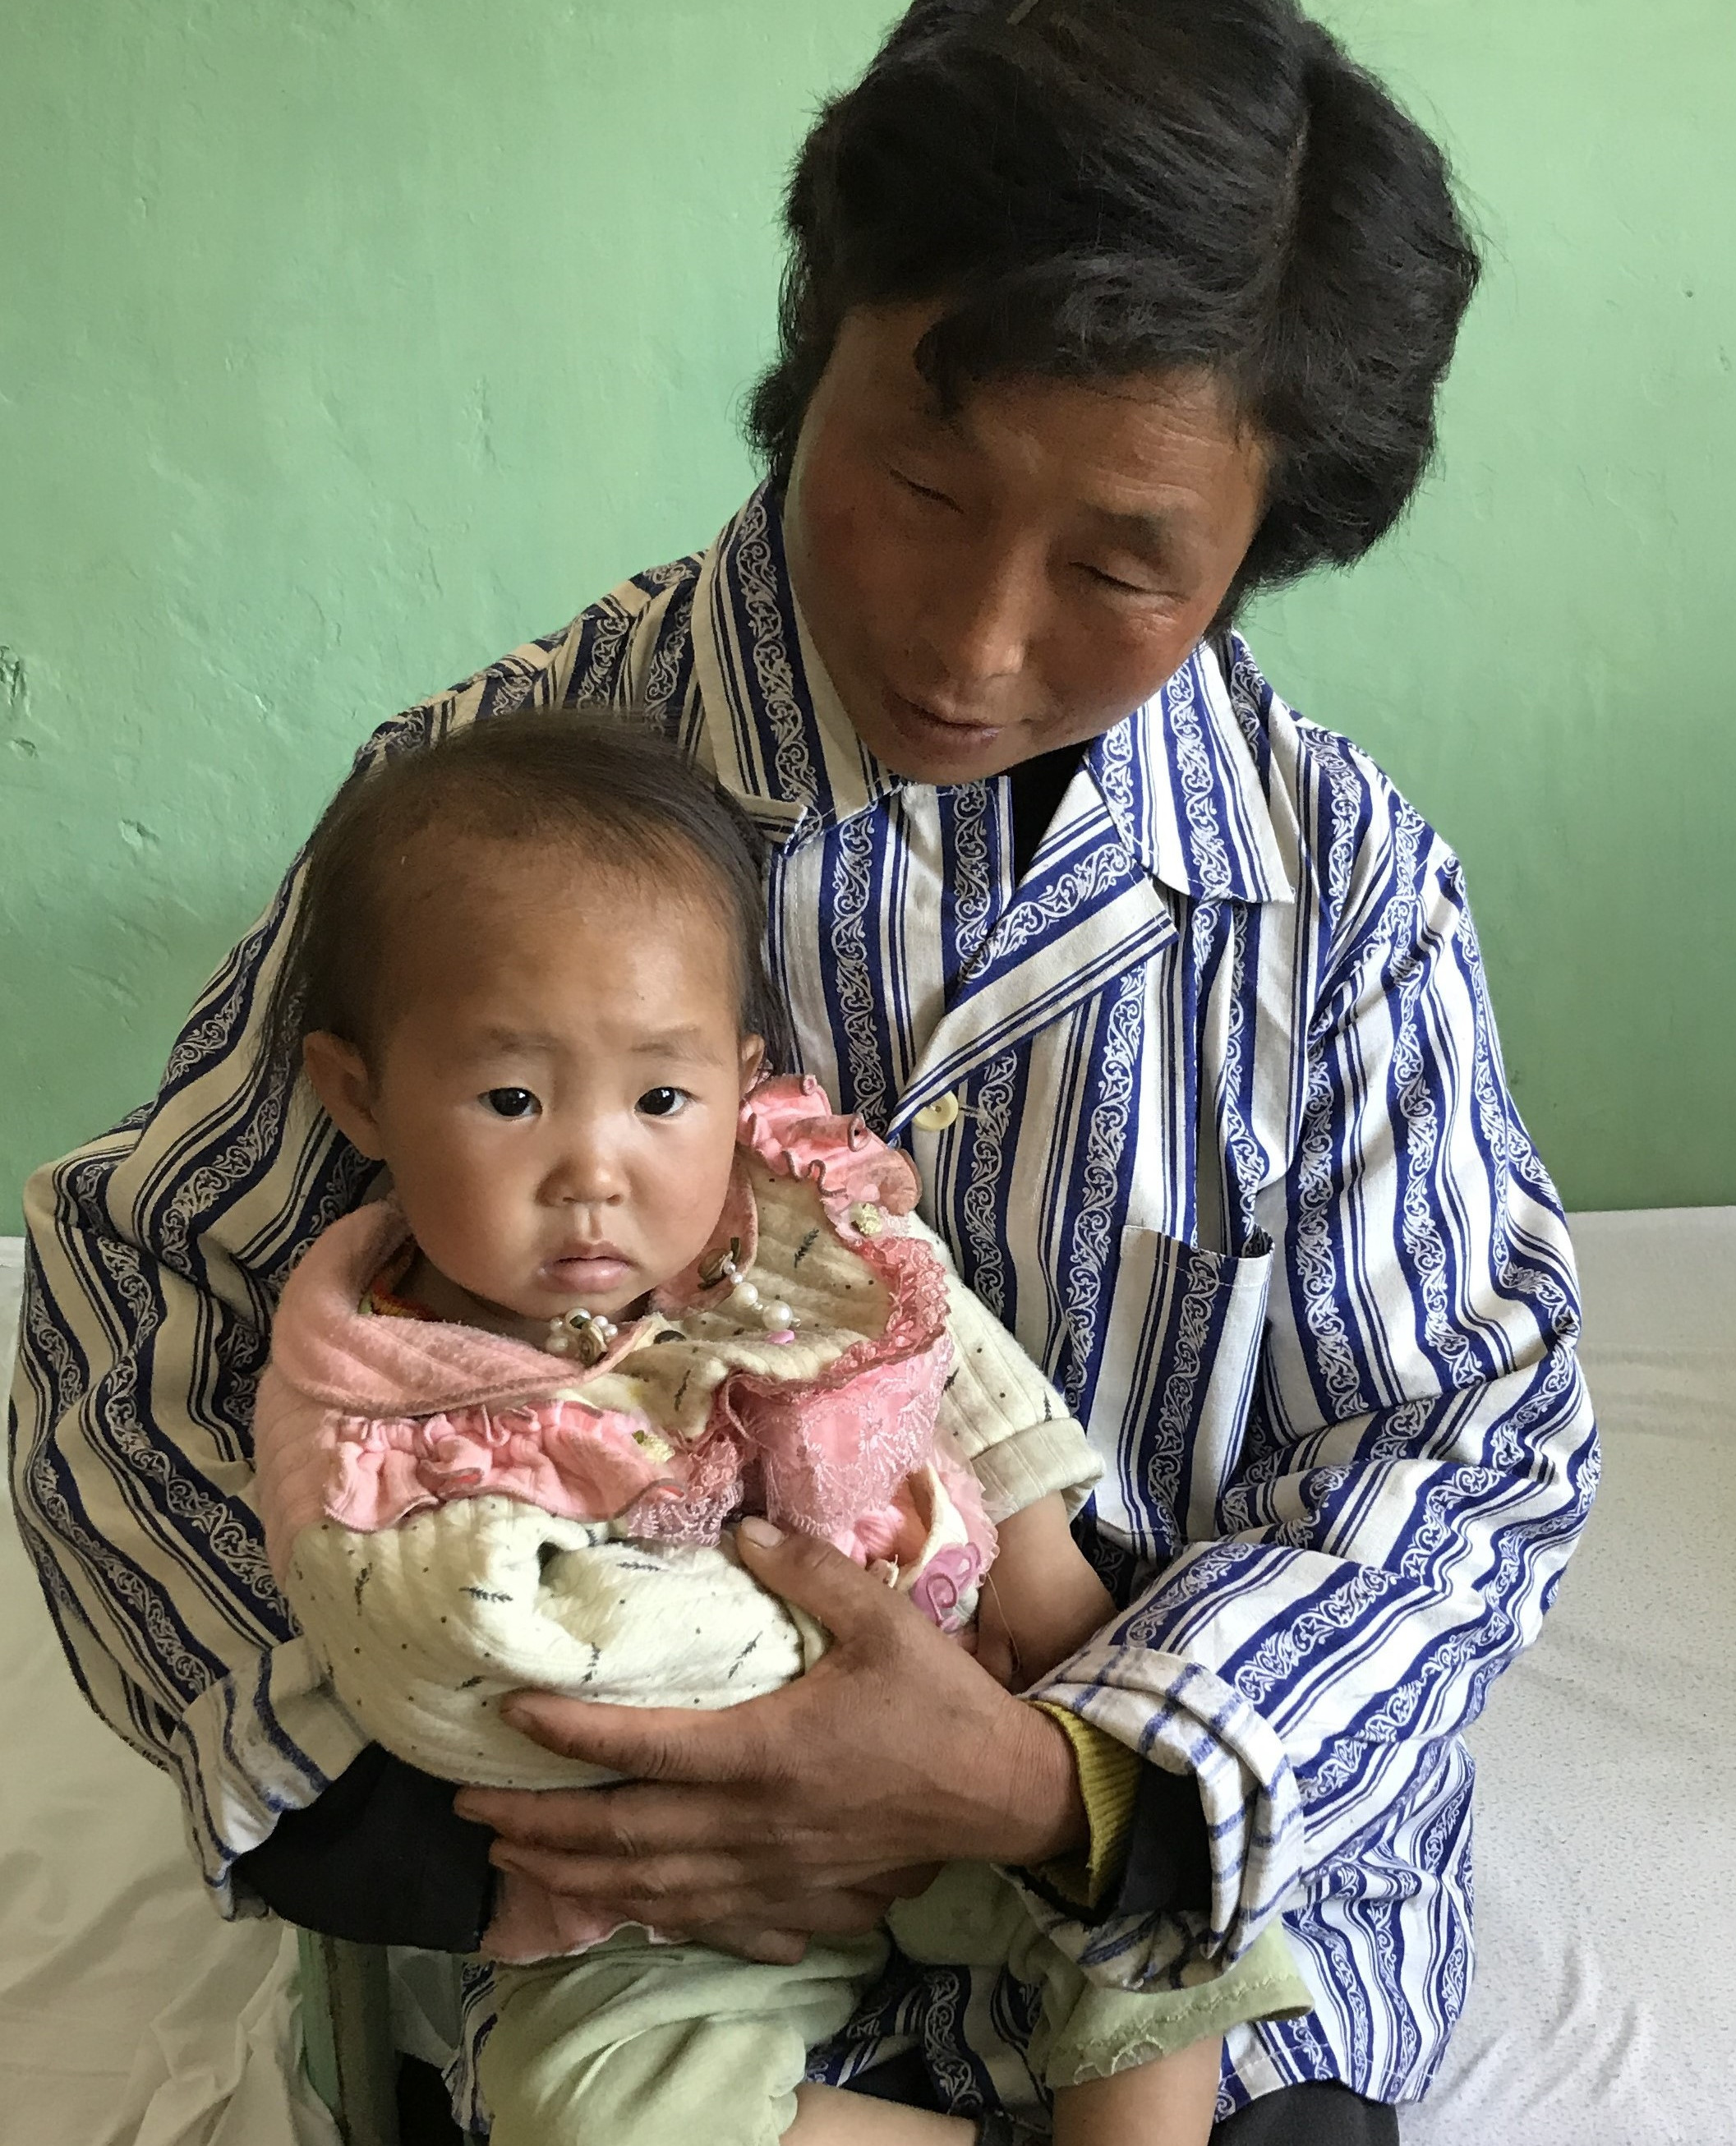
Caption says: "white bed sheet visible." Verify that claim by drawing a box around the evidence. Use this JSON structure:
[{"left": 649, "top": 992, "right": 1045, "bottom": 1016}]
[
  {"left": 3, "top": 1212, "right": 1733, "bottom": 2144},
  {"left": 0, "top": 1243, "right": 337, "bottom": 2146},
  {"left": 1403, "top": 1207, "right": 1736, "bottom": 2144}
]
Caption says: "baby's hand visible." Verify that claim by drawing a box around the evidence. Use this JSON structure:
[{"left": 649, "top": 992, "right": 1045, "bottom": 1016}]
[{"left": 973, "top": 1494, "right": 1115, "bottom": 1691}]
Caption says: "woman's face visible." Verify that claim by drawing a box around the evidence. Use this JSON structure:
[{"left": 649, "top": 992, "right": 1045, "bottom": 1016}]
[{"left": 784, "top": 303, "right": 1269, "bottom": 785}]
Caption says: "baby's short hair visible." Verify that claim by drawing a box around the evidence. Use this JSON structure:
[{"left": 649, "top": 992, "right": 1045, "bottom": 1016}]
[{"left": 262, "top": 706, "right": 787, "bottom": 1085}]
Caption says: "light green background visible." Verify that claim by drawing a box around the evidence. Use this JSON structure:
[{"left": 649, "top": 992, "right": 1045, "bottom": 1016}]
[{"left": 2, "top": 0, "right": 1731, "bottom": 1232}]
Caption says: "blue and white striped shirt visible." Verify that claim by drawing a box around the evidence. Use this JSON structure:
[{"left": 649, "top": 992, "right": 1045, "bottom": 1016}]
[{"left": 9, "top": 485, "right": 1595, "bottom": 2118}]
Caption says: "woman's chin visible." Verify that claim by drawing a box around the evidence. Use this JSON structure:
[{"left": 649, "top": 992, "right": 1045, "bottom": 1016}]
[{"left": 858, "top": 693, "right": 1024, "bottom": 783}]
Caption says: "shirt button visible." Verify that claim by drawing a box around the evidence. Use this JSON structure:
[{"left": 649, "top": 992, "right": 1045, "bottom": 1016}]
[{"left": 913, "top": 1091, "right": 961, "bottom": 1133}]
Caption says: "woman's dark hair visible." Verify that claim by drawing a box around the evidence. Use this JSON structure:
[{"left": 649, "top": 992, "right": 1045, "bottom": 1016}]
[
  {"left": 748, "top": 0, "right": 1481, "bottom": 615},
  {"left": 262, "top": 708, "right": 789, "bottom": 1084}
]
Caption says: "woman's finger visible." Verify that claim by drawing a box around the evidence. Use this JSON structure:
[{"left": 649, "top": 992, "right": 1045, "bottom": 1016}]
[
  {"left": 683, "top": 1888, "right": 896, "bottom": 1939},
  {"left": 486, "top": 1836, "right": 894, "bottom": 1907},
  {"left": 873, "top": 1862, "right": 943, "bottom": 1903},
  {"left": 688, "top": 1920, "right": 812, "bottom": 1966},
  {"left": 458, "top": 1775, "right": 781, "bottom": 1851},
  {"left": 731, "top": 1518, "right": 925, "bottom": 1648},
  {"left": 481, "top": 1687, "right": 776, "bottom": 1782},
  {"left": 485, "top": 1840, "right": 902, "bottom": 1936}
]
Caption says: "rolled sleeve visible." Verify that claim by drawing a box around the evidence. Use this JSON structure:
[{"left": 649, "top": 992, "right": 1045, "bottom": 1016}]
[
  {"left": 928, "top": 1243, "right": 1103, "bottom": 1519},
  {"left": 1017, "top": 827, "right": 1596, "bottom": 1991}
]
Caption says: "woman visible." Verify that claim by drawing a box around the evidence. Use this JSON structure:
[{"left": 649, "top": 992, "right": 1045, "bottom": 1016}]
[{"left": 12, "top": 2, "right": 1594, "bottom": 2139}]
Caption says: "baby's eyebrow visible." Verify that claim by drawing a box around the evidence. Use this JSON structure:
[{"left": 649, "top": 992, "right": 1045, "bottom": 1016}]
[
  {"left": 631, "top": 1027, "right": 728, "bottom": 1065},
  {"left": 470, "top": 1025, "right": 559, "bottom": 1054}
]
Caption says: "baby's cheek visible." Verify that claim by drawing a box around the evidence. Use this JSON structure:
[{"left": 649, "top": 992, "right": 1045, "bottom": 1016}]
[{"left": 680, "top": 1131, "right": 739, "bottom": 1232}]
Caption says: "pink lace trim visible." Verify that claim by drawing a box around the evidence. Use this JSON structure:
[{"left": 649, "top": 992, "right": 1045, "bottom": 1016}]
[
  {"left": 736, "top": 1075, "right": 922, "bottom": 1228},
  {"left": 627, "top": 1223, "right": 954, "bottom": 1550},
  {"left": 325, "top": 1398, "right": 681, "bottom": 1533}
]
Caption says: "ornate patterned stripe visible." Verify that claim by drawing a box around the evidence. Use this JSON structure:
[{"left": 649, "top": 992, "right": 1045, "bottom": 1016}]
[{"left": 9, "top": 489, "right": 1595, "bottom": 2118}]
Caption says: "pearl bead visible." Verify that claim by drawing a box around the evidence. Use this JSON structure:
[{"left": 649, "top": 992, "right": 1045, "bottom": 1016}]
[
  {"left": 760, "top": 1301, "right": 794, "bottom": 1331},
  {"left": 730, "top": 1279, "right": 762, "bottom": 1311}
]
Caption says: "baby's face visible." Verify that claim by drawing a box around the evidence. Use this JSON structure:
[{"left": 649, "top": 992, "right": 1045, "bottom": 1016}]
[{"left": 334, "top": 841, "right": 762, "bottom": 1327}]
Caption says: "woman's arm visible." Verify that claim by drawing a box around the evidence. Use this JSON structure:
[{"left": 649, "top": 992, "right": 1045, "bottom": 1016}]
[
  {"left": 1028, "top": 793, "right": 1596, "bottom": 1980},
  {"left": 7, "top": 616, "right": 598, "bottom": 1930}
]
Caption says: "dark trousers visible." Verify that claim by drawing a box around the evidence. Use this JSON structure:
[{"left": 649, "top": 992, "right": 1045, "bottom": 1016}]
[
  {"left": 1213, "top": 2083, "right": 1398, "bottom": 2144},
  {"left": 850, "top": 2057, "right": 1399, "bottom": 2143}
]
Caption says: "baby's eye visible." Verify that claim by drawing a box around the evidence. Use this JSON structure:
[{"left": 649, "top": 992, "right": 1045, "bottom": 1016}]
[
  {"left": 482, "top": 1087, "right": 540, "bottom": 1119},
  {"left": 637, "top": 1087, "right": 689, "bottom": 1120}
]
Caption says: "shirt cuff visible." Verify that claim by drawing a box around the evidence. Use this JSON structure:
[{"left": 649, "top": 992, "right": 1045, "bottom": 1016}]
[
  {"left": 1111, "top": 1756, "right": 1213, "bottom": 1919},
  {"left": 968, "top": 1418, "right": 1103, "bottom": 1522},
  {"left": 1028, "top": 1701, "right": 1144, "bottom": 1909}
]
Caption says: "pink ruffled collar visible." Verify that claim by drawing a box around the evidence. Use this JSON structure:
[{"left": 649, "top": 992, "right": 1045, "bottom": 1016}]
[
  {"left": 260, "top": 1076, "right": 965, "bottom": 1559},
  {"left": 270, "top": 1075, "right": 926, "bottom": 1421}
]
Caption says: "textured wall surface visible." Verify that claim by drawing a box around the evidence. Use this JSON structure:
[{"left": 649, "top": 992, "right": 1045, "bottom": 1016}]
[
  {"left": 2, "top": 0, "right": 1731, "bottom": 1230},
  {"left": 1248, "top": 0, "right": 1736, "bottom": 1216}
]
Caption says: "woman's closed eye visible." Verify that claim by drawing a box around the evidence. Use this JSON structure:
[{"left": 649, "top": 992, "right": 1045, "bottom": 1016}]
[
  {"left": 1078, "top": 561, "right": 1161, "bottom": 597},
  {"left": 637, "top": 1086, "right": 691, "bottom": 1120},
  {"left": 890, "top": 465, "right": 960, "bottom": 511},
  {"left": 481, "top": 1086, "right": 541, "bottom": 1120}
]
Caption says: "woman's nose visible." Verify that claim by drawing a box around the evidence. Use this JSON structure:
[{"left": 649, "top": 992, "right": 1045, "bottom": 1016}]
[{"left": 915, "top": 541, "right": 1042, "bottom": 693}]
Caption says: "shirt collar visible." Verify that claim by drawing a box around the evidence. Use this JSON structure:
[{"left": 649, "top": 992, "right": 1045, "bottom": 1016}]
[{"left": 693, "top": 484, "right": 1295, "bottom": 906}]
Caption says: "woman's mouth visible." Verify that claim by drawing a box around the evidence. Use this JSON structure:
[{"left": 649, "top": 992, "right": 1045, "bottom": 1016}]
[{"left": 883, "top": 687, "right": 1006, "bottom": 755}]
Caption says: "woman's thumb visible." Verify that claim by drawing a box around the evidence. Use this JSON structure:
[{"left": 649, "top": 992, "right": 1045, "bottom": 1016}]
[{"left": 734, "top": 1517, "right": 904, "bottom": 1637}]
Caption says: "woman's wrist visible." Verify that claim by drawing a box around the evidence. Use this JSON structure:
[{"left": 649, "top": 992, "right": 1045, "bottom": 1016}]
[{"left": 985, "top": 1692, "right": 1090, "bottom": 1867}]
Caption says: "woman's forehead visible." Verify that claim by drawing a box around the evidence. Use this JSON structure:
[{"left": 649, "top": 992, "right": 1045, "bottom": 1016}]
[{"left": 819, "top": 302, "right": 1264, "bottom": 520}]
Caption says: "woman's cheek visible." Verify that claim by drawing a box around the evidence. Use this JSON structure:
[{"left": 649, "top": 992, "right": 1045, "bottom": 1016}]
[
  {"left": 1075, "top": 609, "right": 1195, "bottom": 725},
  {"left": 812, "top": 465, "right": 921, "bottom": 623}
]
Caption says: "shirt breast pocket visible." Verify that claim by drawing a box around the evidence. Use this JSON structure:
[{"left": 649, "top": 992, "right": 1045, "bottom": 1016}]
[{"left": 1086, "top": 1223, "right": 1275, "bottom": 1569}]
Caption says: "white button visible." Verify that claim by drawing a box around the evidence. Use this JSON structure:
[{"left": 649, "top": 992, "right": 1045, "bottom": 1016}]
[{"left": 913, "top": 1091, "right": 961, "bottom": 1134}]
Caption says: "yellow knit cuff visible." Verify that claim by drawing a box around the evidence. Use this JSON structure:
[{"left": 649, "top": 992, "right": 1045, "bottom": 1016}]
[{"left": 1030, "top": 1702, "right": 1144, "bottom": 1909}]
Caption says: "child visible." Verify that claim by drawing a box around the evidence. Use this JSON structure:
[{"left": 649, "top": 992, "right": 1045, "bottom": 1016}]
[{"left": 251, "top": 709, "right": 1309, "bottom": 2146}]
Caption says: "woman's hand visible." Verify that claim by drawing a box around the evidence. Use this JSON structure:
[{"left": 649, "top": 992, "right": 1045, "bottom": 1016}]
[{"left": 454, "top": 1519, "right": 1089, "bottom": 1954}]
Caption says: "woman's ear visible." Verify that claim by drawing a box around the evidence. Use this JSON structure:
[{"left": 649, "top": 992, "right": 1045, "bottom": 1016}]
[
  {"left": 739, "top": 1034, "right": 767, "bottom": 1095},
  {"left": 302, "top": 1031, "right": 388, "bottom": 1160}
]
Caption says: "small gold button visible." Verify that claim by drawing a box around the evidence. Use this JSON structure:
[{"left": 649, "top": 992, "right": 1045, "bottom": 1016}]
[{"left": 913, "top": 1091, "right": 961, "bottom": 1134}]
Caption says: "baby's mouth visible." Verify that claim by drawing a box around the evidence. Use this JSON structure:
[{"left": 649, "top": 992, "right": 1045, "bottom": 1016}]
[{"left": 545, "top": 1249, "right": 633, "bottom": 1297}]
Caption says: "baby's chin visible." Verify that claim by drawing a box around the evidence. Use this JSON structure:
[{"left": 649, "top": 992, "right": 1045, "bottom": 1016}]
[
  {"left": 403, "top": 1251, "right": 638, "bottom": 1337},
  {"left": 520, "top": 1274, "right": 664, "bottom": 1327}
]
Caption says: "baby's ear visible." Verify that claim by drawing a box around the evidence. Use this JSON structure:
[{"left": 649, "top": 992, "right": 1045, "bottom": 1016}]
[
  {"left": 302, "top": 1031, "right": 388, "bottom": 1159},
  {"left": 738, "top": 1034, "right": 767, "bottom": 1094}
]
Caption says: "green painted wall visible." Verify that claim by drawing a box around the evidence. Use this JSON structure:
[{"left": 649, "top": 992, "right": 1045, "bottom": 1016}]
[
  {"left": 2, "top": 0, "right": 1730, "bottom": 1232},
  {"left": 1246, "top": 0, "right": 1736, "bottom": 1217}
]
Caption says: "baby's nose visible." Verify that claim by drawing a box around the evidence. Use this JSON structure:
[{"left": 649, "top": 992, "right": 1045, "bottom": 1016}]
[{"left": 548, "top": 1135, "right": 626, "bottom": 1204}]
